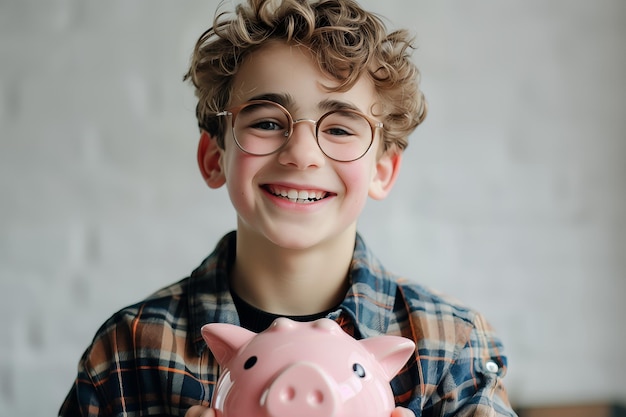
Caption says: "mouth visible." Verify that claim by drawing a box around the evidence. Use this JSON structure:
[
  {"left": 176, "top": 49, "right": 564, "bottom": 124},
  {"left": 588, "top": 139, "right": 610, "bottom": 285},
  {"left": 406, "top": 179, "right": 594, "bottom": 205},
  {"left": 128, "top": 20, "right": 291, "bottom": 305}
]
[{"left": 263, "top": 185, "right": 332, "bottom": 204}]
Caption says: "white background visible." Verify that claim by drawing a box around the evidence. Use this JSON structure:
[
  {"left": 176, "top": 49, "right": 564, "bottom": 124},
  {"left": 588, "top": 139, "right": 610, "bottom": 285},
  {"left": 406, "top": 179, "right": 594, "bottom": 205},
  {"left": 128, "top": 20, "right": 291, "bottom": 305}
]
[{"left": 1, "top": 0, "right": 625, "bottom": 414}]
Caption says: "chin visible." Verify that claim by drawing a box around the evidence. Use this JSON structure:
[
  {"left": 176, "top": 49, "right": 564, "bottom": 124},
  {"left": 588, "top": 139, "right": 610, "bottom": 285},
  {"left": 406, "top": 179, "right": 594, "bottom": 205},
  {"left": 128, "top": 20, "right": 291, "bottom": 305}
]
[
  {"left": 267, "top": 233, "right": 325, "bottom": 252},
  {"left": 264, "top": 225, "right": 355, "bottom": 253}
]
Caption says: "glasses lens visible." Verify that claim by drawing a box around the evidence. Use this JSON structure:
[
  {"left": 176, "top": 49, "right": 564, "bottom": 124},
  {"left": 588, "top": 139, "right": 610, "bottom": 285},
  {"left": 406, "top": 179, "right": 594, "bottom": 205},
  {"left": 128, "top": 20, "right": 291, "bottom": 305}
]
[
  {"left": 233, "top": 102, "right": 290, "bottom": 155},
  {"left": 317, "top": 110, "right": 373, "bottom": 161}
]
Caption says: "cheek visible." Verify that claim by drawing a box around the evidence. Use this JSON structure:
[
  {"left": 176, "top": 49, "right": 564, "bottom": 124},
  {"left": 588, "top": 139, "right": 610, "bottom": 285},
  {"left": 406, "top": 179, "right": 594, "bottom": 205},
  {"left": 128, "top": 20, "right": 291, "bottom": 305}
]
[
  {"left": 222, "top": 152, "right": 258, "bottom": 207},
  {"left": 348, "top": 155, "right": 379, "bottom": 189},
  {"left": 338, "top": 161, "right": 376, "bottom": 208}
]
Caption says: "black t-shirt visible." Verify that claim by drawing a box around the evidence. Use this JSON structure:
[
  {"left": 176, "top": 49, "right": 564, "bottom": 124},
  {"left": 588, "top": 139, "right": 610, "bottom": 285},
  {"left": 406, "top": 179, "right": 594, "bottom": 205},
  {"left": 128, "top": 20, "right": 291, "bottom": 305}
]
[{"left": 230, "top": 289, "right": 338, "bottom": 333}]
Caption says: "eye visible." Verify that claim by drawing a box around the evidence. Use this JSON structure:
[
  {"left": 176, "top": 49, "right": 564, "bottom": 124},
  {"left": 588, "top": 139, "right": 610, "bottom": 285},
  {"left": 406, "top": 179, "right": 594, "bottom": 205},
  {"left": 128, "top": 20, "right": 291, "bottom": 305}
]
[
  {"left": 352, "top": 363, "right": 366, "bottom": 378},
  {"left": 251, "top": 120, "right": 284, "bottom": 131},
  {"left": 318, "top": 111, "right": 369, "bottom": 143},
  {"left": 325, "top": 126, "right": 351, "bottom": 136},
  {"left": 244, "top": 356, "right": 258, "bottom": 370}
]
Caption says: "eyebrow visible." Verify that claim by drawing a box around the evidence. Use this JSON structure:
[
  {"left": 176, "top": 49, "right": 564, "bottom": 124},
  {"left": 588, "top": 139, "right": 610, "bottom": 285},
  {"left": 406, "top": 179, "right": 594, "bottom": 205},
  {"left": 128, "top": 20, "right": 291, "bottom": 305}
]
[
  {"left": 318, "top": 99, "right": 363, "bottom": 114},
  {"left": 244, "top": 94, "right": 365, "bottom": 115},
  {"left": 247, "top": 93, "right": 295, "bottom": 109}
]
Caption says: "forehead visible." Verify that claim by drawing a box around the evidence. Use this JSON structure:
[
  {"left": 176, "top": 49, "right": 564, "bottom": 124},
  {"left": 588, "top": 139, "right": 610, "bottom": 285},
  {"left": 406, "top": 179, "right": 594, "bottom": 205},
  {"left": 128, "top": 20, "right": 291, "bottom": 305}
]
[{"left": 229, "top": 41, "right": 377, "bottom": 115}]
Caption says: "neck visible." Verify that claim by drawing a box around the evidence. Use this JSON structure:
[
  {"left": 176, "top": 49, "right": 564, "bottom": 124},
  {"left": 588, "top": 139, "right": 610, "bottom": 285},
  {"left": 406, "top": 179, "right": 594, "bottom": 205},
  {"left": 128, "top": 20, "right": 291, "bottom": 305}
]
[{"left": 231, "top": 224, "right": 356, "bottom": 316}]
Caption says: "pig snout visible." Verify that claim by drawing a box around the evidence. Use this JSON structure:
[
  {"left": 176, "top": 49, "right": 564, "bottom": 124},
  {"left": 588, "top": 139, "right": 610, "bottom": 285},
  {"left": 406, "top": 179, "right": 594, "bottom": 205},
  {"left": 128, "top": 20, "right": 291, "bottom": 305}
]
[{"left": 263, "top": 362, "right": 339, "bottom": 417}]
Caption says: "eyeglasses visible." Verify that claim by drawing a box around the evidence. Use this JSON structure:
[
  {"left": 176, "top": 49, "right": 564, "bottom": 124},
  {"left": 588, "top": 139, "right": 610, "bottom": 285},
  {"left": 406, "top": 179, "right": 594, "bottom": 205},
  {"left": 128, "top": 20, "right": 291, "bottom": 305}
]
[{"left": 215, "top": 100, "right": 383, "bottom": 162}]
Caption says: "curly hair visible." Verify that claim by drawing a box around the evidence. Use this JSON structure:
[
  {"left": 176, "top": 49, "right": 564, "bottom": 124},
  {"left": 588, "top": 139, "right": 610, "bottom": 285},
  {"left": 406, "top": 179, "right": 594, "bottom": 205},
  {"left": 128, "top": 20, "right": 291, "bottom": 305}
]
[{"left": 183, "top": 0, "right": 427, "bottom": 151}]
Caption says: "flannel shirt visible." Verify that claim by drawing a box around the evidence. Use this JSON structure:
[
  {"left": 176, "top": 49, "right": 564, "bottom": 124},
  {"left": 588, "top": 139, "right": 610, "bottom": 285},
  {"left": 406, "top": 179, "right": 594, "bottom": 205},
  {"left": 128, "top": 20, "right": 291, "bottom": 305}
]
[{"left": 59, "top": 231, "right": 516, "bottom": 417}]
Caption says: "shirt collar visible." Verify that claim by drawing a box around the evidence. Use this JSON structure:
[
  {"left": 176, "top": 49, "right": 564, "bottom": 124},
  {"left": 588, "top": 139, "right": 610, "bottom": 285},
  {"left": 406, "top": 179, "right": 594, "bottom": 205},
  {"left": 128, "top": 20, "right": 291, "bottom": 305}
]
[
  {"left": 337, "top": 233, "right": 398, "bottom": 339},
  {"left": 188, "top": 231, "right": 239, "bottom": 355},
  {"left": 189, "top": 231, "right": 398, "bottom": 355}
]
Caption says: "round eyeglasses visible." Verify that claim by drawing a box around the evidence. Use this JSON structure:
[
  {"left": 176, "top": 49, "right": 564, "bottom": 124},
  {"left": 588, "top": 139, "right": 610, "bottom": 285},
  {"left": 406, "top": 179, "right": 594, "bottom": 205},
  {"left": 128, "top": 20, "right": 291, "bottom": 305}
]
[{"left": 215, "top": 100, "right": 383, "bottom": 162}]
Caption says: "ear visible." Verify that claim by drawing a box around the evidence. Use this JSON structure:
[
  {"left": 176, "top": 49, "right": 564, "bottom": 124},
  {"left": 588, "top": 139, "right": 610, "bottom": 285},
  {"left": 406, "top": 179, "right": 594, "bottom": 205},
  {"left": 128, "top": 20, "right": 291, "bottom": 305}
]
[
  {"left": 368, "top": 148, "right": 402, "bottom": 200},
  {"left": 198, "top": 130, "right": 226, "bottom": 188},
  {"left": 360, "top": 335, "right": 415, "bottom": 381},
  {"left": 201, "top": 323, "right": 257, "bottom": 366}
]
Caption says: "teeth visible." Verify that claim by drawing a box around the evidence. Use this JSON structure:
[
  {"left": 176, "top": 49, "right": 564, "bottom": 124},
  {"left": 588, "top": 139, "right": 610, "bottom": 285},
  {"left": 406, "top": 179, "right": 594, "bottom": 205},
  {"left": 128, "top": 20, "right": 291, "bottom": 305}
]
[{"left": 269, "top": 186, "right": 326, "bottom": 203}]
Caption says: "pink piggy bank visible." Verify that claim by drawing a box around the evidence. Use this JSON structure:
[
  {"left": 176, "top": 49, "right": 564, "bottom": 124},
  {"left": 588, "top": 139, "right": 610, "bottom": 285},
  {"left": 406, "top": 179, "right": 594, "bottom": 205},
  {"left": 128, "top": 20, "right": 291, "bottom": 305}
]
[{"left": 201, "top": 317, "right": 415, "bottom": 417}]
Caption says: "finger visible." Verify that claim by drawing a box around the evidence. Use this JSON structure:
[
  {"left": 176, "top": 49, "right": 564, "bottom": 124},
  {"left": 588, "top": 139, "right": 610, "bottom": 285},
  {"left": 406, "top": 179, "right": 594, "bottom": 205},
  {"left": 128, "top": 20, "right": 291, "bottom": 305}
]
[
  {"left": 391, "top": 406, "right": 416, "bottom": 417},
  {"left": 185, "top": 405, "right": 216, "bottom": 417}
]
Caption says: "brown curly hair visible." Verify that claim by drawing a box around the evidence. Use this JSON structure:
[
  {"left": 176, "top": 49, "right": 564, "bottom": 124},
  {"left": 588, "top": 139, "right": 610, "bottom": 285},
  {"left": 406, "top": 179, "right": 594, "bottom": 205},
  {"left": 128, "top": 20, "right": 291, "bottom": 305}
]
[{"left": 183, "top": 0, "right": 427, "bottom": 151}]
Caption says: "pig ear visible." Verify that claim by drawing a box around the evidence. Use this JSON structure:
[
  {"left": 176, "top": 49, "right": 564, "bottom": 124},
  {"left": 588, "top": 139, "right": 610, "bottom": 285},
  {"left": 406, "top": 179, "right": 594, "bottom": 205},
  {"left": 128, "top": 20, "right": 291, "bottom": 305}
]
[
  {"left": 201, "top": 323, "right": 257, "bottom": 366},
  {"left": 360, "top": 336, "right": 416, "bottom": 381}
]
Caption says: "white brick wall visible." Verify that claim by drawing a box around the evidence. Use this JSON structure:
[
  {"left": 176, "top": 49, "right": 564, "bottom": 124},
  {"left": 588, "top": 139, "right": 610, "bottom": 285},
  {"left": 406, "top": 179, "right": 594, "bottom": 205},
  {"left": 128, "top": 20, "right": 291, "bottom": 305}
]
[{"left": 1, "top": 0, "right": 624, "bottom": 414}]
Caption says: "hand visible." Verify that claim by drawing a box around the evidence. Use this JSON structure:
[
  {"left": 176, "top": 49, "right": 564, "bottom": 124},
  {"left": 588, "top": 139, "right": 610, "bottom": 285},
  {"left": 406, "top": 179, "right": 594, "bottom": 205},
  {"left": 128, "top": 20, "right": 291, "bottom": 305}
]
[
  {"left": 184, "top": 405, "right": 216, "bottom": 417},
  {"left": 392, "top": 406, "right": 416, "bottom": 417}
]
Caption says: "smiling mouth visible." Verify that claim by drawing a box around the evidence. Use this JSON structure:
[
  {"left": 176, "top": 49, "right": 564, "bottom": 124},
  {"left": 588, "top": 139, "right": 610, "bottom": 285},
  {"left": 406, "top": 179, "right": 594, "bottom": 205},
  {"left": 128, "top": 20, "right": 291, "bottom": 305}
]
[{"left": 263, "top": 185, "right": 331, "bottom": 204}]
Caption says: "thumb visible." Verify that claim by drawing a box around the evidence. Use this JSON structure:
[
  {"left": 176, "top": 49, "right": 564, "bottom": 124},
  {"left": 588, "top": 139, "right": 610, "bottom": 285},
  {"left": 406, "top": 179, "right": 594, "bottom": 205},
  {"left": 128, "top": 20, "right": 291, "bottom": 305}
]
[
  {"left": 185, "top": 405, "right": 217, "bottom": 417},
  {"left": 391, "top": 406, "right": 416, "bottom": 417}
]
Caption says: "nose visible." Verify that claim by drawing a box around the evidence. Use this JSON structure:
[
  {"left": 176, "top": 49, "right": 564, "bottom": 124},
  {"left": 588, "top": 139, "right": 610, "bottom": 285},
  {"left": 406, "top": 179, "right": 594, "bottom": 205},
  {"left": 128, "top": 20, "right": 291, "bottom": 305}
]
[
  {"left": 277, "top": 120, "right": 325, "bottom": 169},
  {"left": 263, "top": 362, "right": 338, "bottom": 417}
]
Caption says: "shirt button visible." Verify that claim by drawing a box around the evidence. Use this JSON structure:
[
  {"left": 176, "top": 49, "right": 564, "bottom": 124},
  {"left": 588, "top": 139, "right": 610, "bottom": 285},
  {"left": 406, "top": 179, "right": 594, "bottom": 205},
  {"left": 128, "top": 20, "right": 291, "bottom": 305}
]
[{"left": 485, "top": 360, "right": 499, "bottom": 373}]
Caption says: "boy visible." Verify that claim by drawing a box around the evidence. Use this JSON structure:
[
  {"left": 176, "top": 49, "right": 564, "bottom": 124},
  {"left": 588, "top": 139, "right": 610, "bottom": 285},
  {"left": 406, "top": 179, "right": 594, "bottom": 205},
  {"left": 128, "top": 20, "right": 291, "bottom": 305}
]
[{"left": 60, "top": 1, "right": 516, "bottom": 416}]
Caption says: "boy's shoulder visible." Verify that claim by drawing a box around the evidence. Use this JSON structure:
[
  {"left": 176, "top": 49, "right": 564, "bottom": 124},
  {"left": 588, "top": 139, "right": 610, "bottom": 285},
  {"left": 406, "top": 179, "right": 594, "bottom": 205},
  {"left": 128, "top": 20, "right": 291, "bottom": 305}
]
[
  {"left": 354, "top": 234, "right": 481, "bottom": 327},
  {"left": 86, "top": 234, "right": 236, "bottom": 353},
  {"left": 144, "top": 276, "right": 189, "bottom": 302},
  {"left": 94, "top": 276, "right": 191, "bottom": 335},
  {"left": 391, "top": 276, "right": 505, "bottom": 364},
  {"left": 394, "top": 277, "right": 479, "bottom": 325}
]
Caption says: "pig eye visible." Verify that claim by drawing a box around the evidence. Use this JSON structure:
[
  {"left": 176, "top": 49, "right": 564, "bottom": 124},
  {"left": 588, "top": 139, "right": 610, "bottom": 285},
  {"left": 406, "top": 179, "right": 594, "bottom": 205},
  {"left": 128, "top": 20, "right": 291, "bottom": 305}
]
[
  {"left": 352, "top": 363, "right": 366, "bottom": 378},
  {"left": 244, "top": 356, "right": 257, "bottom": 370}
]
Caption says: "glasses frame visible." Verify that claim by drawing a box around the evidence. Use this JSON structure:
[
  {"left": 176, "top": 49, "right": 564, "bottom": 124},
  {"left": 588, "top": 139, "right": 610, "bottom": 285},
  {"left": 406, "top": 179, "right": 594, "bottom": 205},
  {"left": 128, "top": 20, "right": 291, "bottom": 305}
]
[{"left": 215, "top": 100, "right": 383, "bottom": 162}]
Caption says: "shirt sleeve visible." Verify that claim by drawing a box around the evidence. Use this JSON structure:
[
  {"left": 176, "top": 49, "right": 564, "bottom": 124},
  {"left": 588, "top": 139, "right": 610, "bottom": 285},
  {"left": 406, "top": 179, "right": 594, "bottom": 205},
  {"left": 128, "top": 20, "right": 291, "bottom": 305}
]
[
  {"left": 428, "top": 313, "right": 516, "bottom": 417},
  {"left": 58, "top": 302, "right": 214, "bottom": 417},
  {"left": 58, "top": 348, "right": 110, "bottom": 417},
  {"left": 58, "top": 312, "right": 140, "bottom": 417}
]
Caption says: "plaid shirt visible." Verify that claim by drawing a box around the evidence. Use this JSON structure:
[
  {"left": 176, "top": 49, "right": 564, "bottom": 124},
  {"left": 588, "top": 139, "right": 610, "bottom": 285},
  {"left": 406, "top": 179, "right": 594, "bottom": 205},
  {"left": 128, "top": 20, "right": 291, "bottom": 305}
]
[{"left": 60, "top": 231, "right": 516, "bottom": 417}]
